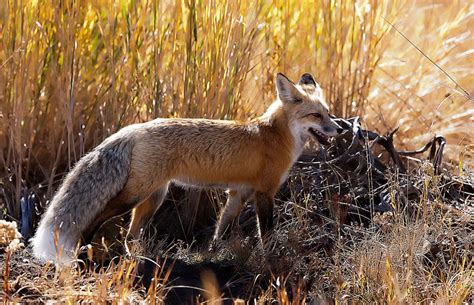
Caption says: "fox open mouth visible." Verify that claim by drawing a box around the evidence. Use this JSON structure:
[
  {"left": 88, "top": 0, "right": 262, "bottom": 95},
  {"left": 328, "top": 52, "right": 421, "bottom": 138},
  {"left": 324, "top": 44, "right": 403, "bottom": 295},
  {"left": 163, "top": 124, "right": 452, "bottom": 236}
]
[{"left": 309, "top": 128, "right": 331, "bottom": 145}]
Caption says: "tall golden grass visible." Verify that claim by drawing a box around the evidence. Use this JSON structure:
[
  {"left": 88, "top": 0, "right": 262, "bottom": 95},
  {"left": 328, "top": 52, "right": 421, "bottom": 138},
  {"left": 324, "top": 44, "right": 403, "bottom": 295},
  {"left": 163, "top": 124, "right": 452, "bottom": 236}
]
[{"left": 1, "top": 0, "right": 472, "bottom": 220}]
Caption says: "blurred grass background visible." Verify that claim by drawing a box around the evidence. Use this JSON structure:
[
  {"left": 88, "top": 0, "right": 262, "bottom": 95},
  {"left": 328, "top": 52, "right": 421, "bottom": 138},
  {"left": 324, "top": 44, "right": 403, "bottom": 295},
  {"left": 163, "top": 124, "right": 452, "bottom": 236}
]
[{"left": 0, "top": 0, "right": 473, "bottom": 227}]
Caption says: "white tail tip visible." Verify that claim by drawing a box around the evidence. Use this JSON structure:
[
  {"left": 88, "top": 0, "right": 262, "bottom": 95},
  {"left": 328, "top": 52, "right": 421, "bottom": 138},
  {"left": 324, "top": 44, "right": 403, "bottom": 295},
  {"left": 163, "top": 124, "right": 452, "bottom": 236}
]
[{"left": 31, "top": 223, "right": 76, "bottom": 265}]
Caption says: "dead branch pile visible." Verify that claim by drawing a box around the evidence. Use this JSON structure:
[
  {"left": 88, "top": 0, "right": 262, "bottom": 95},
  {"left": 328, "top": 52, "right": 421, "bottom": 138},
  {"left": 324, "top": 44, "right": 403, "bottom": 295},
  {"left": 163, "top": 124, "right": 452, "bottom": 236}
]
[{"left": 277, "top": 117, "right": 473, "bottom": 225}]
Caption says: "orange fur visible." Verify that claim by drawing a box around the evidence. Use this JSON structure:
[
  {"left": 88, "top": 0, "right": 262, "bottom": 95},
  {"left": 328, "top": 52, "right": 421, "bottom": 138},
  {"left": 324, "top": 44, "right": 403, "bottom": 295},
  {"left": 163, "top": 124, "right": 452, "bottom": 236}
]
[{"left": 32, "top": 73, "right": 343, "bottom": 264}]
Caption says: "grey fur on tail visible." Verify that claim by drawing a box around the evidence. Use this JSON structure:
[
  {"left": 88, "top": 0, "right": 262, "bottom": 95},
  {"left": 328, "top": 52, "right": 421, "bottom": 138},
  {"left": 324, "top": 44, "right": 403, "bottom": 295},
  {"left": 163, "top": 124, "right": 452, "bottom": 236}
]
[{"left": 32, "top": 132, "right": 134, "bottom": 264}]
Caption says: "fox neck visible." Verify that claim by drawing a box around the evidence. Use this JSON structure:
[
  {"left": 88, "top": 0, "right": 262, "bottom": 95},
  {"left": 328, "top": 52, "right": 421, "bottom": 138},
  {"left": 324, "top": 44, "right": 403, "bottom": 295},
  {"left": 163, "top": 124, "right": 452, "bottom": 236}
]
[{"left": 259, "top": 100, "right": 305, "bottom": 162}]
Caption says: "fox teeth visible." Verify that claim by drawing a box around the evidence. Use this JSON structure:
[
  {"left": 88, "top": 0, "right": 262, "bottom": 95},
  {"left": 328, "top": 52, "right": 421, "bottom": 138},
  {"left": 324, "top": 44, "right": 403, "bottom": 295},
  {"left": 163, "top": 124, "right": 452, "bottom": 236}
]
[{"left": 315, "top": 129, "right": 328, "bottom": 140}]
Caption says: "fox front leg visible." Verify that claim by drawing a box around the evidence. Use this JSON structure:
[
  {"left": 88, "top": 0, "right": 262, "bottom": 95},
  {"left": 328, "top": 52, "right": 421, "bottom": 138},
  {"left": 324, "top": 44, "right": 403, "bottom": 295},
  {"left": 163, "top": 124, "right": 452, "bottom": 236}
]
[
  {"left": 254, "top": 191, "right": 275, "bottom": 242},
  {"left": 213, "top": 188, "right": 254, "bottom": 242}
]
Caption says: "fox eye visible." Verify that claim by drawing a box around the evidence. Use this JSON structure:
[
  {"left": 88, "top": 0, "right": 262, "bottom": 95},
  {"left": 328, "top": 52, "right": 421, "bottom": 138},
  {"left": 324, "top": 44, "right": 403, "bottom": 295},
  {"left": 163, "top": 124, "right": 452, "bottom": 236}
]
[{"left": 312, "top": 113, "right": 322, "bottom": 119}]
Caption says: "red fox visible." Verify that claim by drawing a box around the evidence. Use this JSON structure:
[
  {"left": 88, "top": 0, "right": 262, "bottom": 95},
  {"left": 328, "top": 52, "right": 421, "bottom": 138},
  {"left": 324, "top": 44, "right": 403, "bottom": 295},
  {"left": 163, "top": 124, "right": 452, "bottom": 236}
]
[{"left": 32, "top": 73, "right": 343, "bottom": 264}]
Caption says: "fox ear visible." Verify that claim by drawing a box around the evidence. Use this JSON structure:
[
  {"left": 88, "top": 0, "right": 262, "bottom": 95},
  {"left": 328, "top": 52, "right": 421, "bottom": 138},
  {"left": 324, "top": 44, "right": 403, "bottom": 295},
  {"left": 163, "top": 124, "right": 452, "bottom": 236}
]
[
  {"left": 276, "top": 73, "right": 301, "bottom": 103},
  {"left": 298, "top": 73, "right": 317, "bottom": 86},
  {"left": 299, "top": 73, "right": 323, "bottom": 97}
]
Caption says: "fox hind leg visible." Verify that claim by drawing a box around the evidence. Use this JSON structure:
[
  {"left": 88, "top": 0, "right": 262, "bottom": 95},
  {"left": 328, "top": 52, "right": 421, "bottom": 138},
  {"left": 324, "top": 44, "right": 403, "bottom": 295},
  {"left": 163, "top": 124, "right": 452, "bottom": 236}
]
[
  {"left": 81, "top": 177, "right": 167, "bottom": 248},
  {"left": 123, "top": 185, "right": 168, "bottom": 256},
  {"left": 128, "top": 185, "right": 169, "bottom": 240},
  {"left": 81, "top": 191, "right": 144, "bottom": 246}
]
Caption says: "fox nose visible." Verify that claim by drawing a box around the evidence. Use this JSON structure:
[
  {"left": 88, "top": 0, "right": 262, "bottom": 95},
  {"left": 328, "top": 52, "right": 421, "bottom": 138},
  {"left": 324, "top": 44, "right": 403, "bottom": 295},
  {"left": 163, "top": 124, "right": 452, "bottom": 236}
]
[{"left": 337, "top": 128, "right": 343, "bottom": 134}]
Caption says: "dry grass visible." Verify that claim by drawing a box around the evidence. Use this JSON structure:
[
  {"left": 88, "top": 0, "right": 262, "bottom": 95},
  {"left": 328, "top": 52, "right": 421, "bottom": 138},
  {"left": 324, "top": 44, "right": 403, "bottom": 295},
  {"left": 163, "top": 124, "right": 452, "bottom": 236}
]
[
  {"left": 2, "top": 165, "right": 472, "bottom": 303},
  {"left": 0, "top": 0, "right": 473, "bottom": 303}
]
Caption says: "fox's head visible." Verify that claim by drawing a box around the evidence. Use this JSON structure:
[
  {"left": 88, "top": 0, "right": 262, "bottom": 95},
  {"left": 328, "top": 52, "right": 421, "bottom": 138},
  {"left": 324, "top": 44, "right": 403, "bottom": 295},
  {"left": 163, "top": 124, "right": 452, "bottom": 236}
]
[{"left": 275, "top": 72, "right": 343, "bottom": 145}]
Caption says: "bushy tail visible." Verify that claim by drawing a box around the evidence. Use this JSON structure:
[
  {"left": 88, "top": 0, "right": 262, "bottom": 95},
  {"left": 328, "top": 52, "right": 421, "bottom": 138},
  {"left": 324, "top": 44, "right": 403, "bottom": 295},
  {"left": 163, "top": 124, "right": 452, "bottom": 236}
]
[{"left": 32, "top": 134, "right": 135, "bottom": 265}]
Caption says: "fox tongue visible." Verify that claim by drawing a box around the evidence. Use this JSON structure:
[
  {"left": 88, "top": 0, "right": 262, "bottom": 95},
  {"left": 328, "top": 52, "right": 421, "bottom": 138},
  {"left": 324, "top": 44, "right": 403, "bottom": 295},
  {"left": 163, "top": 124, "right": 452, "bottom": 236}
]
[{"left": 309, "top": 128, "right": 330, "bottom": 145}]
